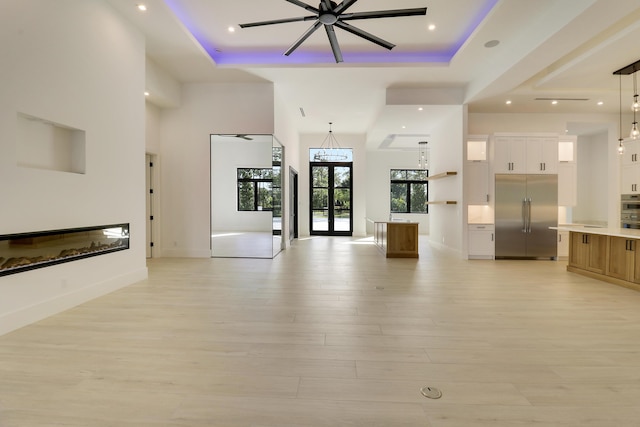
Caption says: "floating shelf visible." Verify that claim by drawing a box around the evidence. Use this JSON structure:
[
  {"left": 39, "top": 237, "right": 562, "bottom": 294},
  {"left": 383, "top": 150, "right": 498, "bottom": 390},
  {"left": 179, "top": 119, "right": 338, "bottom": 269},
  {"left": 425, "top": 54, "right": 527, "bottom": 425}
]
[
  {"left": 426, "top": 200, "right": 457, "bottom": 205},
  {"left": 426, "top": 171, "right": 457, "bottom": 181},
  {"left": 426, "top": 171, "right": 457, "bottom": 204}
]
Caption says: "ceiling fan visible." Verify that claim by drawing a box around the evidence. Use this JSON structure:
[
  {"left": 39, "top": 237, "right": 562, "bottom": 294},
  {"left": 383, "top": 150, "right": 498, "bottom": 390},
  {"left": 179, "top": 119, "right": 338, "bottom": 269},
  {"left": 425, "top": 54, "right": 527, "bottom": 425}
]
[
  {"left": 220, "top": 134, "right": 254, "bottom": 140},
  {"left": 239, "top": 0, "right": 427, "bottom": 63}
]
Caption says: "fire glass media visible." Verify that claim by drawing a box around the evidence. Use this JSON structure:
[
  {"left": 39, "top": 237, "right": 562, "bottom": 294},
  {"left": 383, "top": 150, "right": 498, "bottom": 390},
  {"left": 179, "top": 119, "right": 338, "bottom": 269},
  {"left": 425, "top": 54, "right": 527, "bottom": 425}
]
[{"left": 0, "top": 224, "right": 129, "bottom": 276}]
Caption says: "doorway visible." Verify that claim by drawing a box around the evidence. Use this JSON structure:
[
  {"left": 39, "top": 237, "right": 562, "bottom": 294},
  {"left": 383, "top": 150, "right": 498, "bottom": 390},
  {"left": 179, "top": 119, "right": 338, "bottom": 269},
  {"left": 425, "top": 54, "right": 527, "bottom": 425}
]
[
  {"left": 145, "top": 153, "right": 156, "bottom": 258},
  {"left": 289, "top": 167, "right": 299, "bottom": 241},
  {"left": 310, "top": 162, "right": 353, "bottom": 236}
]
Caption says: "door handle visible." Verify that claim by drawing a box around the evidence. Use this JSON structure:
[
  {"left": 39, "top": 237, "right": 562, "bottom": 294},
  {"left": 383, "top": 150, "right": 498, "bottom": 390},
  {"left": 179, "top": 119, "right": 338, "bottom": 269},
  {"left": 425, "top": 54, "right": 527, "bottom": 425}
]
[{"left": 527, "top": 198, "right": 532, "bottom": 233}]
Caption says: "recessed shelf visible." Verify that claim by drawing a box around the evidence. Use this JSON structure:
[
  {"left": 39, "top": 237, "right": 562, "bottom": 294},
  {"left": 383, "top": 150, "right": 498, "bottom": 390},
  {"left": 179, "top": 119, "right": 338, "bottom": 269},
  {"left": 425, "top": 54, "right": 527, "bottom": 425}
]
[{"left": 17, "top": 113, "right": 86, "bottom": 174}]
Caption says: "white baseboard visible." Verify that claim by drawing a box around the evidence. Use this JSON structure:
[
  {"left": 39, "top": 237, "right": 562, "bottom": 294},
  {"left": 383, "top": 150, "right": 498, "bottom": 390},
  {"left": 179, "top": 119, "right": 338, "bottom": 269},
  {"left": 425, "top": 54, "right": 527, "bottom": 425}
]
[{"left": 0, "top": 267, "right": 148, "bottom": 337}]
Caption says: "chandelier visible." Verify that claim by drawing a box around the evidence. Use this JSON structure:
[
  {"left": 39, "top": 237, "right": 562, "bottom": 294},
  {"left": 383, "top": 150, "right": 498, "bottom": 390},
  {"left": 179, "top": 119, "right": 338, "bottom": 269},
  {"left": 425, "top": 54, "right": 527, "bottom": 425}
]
[
  {"left": 314, "top": 122, "right": 348, "bottom": 162},
  {"left": 418, "top": 141, "right": 429, "bottom": 169}
]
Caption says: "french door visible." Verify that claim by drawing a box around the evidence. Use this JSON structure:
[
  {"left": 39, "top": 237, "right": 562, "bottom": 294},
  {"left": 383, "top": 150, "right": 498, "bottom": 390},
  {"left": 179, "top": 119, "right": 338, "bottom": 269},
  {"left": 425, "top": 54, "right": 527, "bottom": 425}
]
[{"left": 310, "top": 162, "right": 352, "bottom": 236}]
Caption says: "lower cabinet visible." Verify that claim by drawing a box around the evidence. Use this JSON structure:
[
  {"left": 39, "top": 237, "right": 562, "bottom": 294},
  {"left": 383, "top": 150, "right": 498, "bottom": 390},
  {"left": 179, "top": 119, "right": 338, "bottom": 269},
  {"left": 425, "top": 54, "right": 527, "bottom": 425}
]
[
  {"left": 606, "top": 236, "right": 640, "bottom": 283},
  {"left": 374, "top": 221, "right": 419, "bottom": 258},
  {"left": 567, "top": 231, "right": 640, "bottom": 292},
  {"left": 568, "top": 232, "right": 606, "bottom": 274},
  {"left": 468, "top": 224, "right": 494, "bottom": 259},
  {"left": 557, "top": 231, "right": 569, "bottom": 258}
]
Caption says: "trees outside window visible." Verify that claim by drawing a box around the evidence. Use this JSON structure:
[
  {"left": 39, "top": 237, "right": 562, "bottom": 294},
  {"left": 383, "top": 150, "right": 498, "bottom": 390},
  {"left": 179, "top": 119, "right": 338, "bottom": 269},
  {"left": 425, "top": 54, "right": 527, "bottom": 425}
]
[
  {"left": 237, "top": 168, "right": 274, "bottom": 211},
  {"left": 390, "top": 169, "right": 428, "bottom": 213}
]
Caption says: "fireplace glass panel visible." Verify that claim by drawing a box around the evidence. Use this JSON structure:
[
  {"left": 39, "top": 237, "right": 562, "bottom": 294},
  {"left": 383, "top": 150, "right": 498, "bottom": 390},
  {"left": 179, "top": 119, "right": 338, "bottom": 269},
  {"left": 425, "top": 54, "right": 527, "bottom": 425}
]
[{"left": 0, "top": 223, "right": 129, "bottom": 276}]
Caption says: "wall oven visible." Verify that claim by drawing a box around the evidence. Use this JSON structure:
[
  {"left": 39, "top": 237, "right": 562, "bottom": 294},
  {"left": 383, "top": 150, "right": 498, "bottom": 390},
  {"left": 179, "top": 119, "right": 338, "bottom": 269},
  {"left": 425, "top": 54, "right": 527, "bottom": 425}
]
[{"left": 621, "top": 194, "right": 640, "bottom": 229}]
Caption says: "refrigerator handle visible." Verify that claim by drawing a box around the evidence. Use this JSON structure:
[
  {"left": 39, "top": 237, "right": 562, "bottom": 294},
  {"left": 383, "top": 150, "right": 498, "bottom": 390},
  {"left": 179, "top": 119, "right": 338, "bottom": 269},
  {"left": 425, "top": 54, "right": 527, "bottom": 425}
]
[
  {"left": 527, "top": 198, "right": 532, "bottom": 233},
  {"left": 521, "top": 198, "right": 527, "bottom": 232}
]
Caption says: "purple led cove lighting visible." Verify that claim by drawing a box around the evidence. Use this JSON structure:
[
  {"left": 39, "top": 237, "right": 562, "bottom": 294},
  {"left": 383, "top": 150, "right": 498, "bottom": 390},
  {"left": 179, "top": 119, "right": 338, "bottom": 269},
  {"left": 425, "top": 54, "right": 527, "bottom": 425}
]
[
  {"left": 164, "top": 0, "right": 498, "bottom": 66},
  {"left": 213, "top": 49, "right": 454, "bottom": 66},
  {"left": 448, "top": 0, "right": 500, "bottom": 57}
]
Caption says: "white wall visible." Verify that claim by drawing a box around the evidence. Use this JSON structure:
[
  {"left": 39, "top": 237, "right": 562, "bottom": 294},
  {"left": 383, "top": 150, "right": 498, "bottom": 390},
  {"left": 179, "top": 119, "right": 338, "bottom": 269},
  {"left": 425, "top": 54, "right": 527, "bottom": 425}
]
[
  {"left": 298, "top": 133, "right": 367, "bottom": 237},
  {"left": 574, "top": 132, "right": 609, "bottom": 223},
  {"left": 0, "top": 0, "right": 148, "bottom": 335},
  {"left": 273, "top": 86, "right": 300, "bottom": 247},
  {"left": 159, "top": 83, "right": 275, "bottom": 257},
  {"left": 428, "top": 107, "right": 465, "bottom": 253},
  {"left": 366, "top": 150, "right": 430, "bottom": 235},
  {"left": 146, "top": 101, "right": 162, "bottom": 155}
]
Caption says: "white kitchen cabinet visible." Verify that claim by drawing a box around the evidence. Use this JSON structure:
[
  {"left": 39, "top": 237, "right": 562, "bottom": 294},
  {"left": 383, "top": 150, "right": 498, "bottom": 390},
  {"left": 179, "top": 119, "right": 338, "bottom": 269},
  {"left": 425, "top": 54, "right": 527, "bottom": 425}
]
[
  {"left": 558, "top": 230, "right": 569, "bottom": 258},
  {"left": 493, "top": 136, "right": 527, "bottom": 173},
  {"left": 622, "top": 140, "right": 640, "bottom": 194},
  {"left": 622, "top": 139, "right": 640, "bottom": 167},
  {"left": 622, "top": 163, "right": 640, "bottom": 194},
  {"left": 468, "top": 224, "right": 494, "bottom": 259},
  {"left": 526, "top": 137, "right": 558, "bottom": 174},
  {"left": 467, "top": 161, "right": 489, "bottom": 205}
]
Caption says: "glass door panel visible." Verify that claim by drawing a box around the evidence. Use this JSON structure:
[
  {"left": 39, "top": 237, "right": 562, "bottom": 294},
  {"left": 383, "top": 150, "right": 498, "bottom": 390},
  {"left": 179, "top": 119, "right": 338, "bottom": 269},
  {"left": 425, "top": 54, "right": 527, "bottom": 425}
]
[{"left": 310, "top": 163, "right": 352, "bottom": 235}]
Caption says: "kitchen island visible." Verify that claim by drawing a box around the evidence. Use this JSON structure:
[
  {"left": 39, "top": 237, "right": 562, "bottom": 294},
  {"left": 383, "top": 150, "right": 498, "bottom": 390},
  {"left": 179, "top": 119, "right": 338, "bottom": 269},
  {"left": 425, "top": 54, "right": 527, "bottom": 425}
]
[
  {"left": 373, "top": 220, "right": 419, "bottom": 258},
  {"left": 556, "top": 225, "right": 640, "bottom": 292}
]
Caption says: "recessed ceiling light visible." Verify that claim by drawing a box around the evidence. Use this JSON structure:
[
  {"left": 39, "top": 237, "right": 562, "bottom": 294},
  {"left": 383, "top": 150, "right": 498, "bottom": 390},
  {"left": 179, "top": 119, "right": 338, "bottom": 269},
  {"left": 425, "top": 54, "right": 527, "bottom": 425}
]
[
  {"left": 137, "top": 4, "right": 147, "bottom": 11},
  {"left": 428, "top": 24, "right": 436, "bottom": 31},
  {"left": 418, "top": 107, "right": 423, "bottom": 111},
  {"left": 505, "top": 100, "right": 512, "bottom": 105},
  {"left": 402, "top": 126, "right": 406, "bottom": 129},
  {"left": 484, "top": 40, "right": 500, "bottom": 48},
  {"left": 597, "top": 101, "right": 604, "bottom": 105},
  {"left": 551, "top": 100, "right": 558, "bottom": 105},
  {"left": 144, "top": 91, "right": 149, "bottom": 97},
  {"left": 228, "top": 26, "right": 235, "bottom": 33}
]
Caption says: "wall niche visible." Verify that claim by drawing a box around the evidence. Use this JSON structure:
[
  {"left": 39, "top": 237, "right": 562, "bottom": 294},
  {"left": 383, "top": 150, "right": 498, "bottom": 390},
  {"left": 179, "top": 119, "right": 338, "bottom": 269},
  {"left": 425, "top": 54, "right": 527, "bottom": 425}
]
[{"left": 17, "top": 113, "right": 86, "bottom": 174}]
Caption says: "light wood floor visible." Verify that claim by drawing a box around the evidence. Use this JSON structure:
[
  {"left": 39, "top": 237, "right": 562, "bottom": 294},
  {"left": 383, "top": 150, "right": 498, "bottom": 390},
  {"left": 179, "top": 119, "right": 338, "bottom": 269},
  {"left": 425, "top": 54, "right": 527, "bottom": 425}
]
[{"left": 3, "top": 236, "right": 640, "bottom": 426}]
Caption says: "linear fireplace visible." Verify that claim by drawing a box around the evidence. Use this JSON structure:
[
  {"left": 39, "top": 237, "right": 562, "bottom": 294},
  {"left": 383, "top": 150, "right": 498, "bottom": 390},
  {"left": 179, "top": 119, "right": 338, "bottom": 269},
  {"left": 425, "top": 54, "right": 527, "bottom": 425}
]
[{"left": 0, "top": 224, "right": 129, "bottom": 277}]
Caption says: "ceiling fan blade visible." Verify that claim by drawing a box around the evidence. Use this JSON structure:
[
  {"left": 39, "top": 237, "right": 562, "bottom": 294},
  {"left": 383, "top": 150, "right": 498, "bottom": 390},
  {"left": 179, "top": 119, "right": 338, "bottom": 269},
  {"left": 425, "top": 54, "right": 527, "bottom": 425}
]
[
  {"left": 285, "top": 0, "right": 319, "bottom": 14},
  {"left": 334, "top": 0, "right": 358, "bottom": 15},
  {"left": 321, "top": 0, "right": 333, "bottom": 10},
  {"left": 325, "top": 25, "right": 344, "bottom": 63},
  {"left": 340, "top": 7, "right": 427, "bottom": 21},
  {"left": 239, "top": 15, "right": 316, "bottom": 28},
  {"left": 284, "top": 20, "right": 322, "bottom": 56},
  {"left": 334, "top": 21, "right": 395, "bottom": 50}
]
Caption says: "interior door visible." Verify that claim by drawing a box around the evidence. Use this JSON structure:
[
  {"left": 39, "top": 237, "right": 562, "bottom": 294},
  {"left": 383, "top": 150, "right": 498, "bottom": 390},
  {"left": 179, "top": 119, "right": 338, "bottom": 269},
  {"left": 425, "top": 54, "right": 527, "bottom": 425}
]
[
  {"left": 289, "top": 167, "right": 298, "bottom": 241},
  {"left": 310, "top": 163, "right": 352, "bottom": 236}
]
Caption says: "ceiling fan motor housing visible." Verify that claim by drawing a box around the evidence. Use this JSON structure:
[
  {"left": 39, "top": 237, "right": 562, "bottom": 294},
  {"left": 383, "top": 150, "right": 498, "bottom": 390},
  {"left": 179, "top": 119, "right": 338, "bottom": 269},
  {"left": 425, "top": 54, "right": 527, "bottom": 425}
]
[{"left": 319, "top": 1, "right": 339, "bottom": 24}]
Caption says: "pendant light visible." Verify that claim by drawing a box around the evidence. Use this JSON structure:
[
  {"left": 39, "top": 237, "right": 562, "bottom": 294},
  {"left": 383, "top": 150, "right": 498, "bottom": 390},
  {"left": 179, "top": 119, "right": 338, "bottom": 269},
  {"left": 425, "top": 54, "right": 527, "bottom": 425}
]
[
  {"left": 418, "top": 141, "right": 429, "bottom": 169},
  {"left": 631, "top": 72, "right": 640, "bottom": 139},
  {"left": 618, "top": 73, "right": 625, "bottom": 154}
]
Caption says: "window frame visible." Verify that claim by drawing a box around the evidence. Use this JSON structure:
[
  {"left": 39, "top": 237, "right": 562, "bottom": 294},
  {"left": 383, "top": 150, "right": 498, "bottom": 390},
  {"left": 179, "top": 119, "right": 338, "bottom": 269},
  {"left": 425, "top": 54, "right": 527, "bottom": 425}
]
[
  {"left": 390, "top": 169, "right": 429, "bottom": 214},
  {"left": 237, "top": 168, "right": 274, "bottom": 212}
]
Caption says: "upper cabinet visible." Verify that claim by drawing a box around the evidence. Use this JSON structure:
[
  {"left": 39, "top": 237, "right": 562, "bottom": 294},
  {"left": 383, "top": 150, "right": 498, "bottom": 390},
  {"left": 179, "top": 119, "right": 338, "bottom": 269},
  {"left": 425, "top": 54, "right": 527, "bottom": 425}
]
[
  {"left": 493, "top": 136, "right": 527, "bottom": 173},
  {"left": 466, "top": 136, "right": 490, "bottom": 205},
  {"left": 526, "top": 137, "right": 558, "bottom": 174},
  {"left": 622, "top": 140, "right": 640, "bottom": 194},
  {"left": 467, "top": 137, "right": 488, "bottom": 162},
  {"left": 493, "top": 135, "right": 559, "bottom": 174},
  {"left": 558, "top": 135, "right": 577, "bottom": 206}
]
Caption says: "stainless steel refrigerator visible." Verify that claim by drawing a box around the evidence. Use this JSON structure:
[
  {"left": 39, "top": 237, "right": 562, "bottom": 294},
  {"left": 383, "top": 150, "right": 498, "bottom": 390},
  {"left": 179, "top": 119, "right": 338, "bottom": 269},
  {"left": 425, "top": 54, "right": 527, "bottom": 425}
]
[{"left": 495, "top": 174, "right": 558, "bottom": 259}]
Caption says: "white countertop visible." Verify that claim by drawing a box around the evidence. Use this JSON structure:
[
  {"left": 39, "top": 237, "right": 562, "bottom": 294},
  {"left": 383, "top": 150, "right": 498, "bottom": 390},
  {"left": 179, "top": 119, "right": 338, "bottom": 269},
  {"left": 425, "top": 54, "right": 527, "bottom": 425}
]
[{"left": 553, "top": 225, "right": 640, "bottom": 239}]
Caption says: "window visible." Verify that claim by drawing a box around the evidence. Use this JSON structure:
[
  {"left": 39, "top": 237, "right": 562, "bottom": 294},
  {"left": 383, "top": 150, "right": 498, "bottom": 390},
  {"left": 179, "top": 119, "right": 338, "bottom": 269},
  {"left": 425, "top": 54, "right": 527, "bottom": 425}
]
[
  {"left": 390, "top": 169, "right": 428, "bottom": 213},
  {"left": 237, "top": 168, "right": 273, "bottom": 211}
]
